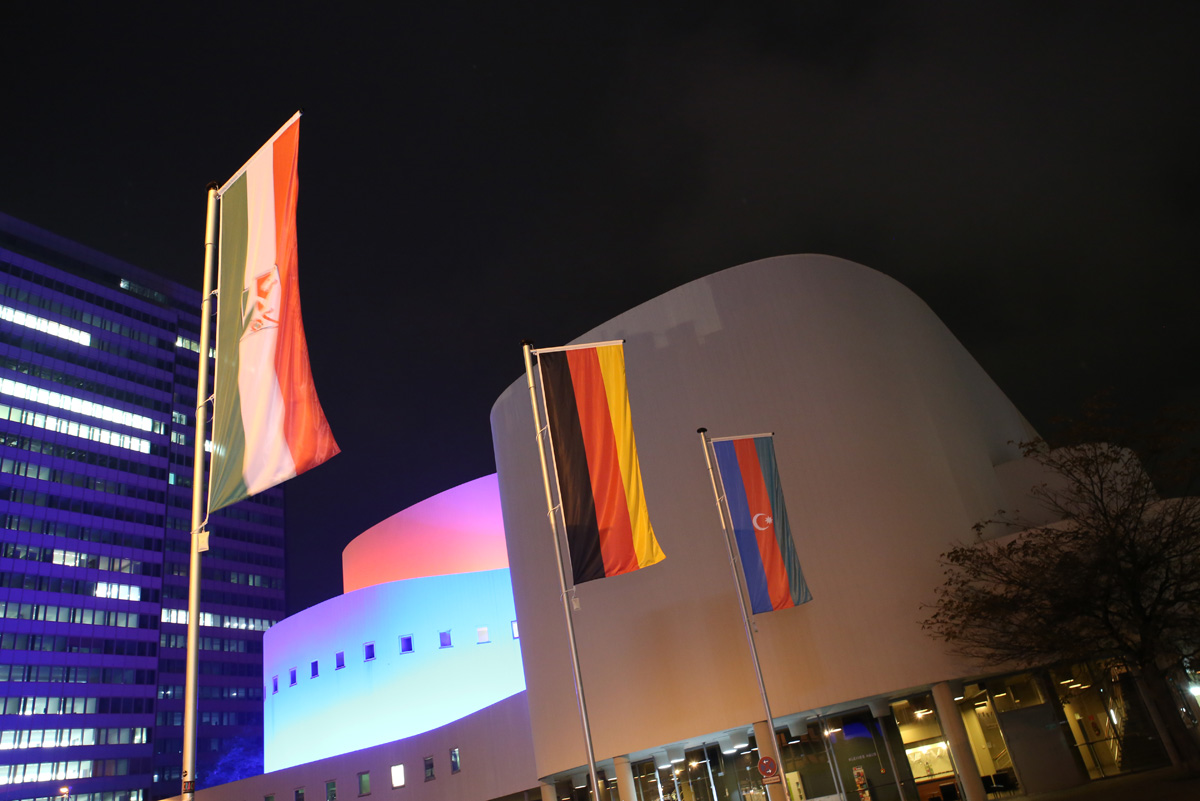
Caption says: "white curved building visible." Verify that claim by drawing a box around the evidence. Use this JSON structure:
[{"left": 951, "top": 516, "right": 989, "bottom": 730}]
[{"left": 489, "top": 255, "right": 1100, "bottom": 801}]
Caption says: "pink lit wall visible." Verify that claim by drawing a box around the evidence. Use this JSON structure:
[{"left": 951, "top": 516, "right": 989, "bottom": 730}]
[{"left": 342, "top": 473, "right": 508, "bottom": 593}]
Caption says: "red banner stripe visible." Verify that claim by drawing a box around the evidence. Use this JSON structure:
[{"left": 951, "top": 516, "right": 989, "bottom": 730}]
[
  {"left": 566, "top": 348, "right": 639, "bottom": 577},
  {"left": 734, "top": 438, "right": 794, "bottom": 611}
]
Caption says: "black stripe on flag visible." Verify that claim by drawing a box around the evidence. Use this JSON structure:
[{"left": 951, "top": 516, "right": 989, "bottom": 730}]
[{"left": 540, "top": 351, "right": 605, "bottom": 584}]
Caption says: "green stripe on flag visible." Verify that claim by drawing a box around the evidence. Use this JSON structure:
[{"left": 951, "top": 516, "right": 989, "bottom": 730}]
[{"left": 209, "top": 175, "right": 251, "bottom": 512}]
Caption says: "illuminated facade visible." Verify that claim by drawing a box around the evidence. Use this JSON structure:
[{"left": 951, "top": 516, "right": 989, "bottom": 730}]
[
  {"left": 0, "top": 214, "right": 285, "bottom": 801},
  {"left": 190, "top": 255, "right": 1163, "bottom": 801},
  {"left": 262, "top": 475, "right": 525, "bottom": 771}
]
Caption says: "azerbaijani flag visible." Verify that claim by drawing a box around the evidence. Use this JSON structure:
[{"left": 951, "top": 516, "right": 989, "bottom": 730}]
[
  {"left": 713, "top": 435, "right": 811, "bottom": 613},
  {"left": 209, "top": 113, "right": 339, "bottom": 513},
  {"left": 538, "top": 343, "right": 665, "bottom": 584}
]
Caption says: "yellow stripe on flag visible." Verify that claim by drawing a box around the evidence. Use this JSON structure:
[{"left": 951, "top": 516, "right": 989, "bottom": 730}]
[{"left": 595, "top": 345, "right": 665, "bottom": 569}]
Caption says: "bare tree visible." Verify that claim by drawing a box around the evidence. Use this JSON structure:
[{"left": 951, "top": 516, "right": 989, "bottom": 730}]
[{"left": 923, "top": 435, "right": 1200, "bottom": 772}]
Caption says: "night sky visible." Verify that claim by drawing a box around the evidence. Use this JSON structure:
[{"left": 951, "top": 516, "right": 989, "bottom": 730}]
[{"left": 4, "top": 3, "right": 1197, "bottom": 614}]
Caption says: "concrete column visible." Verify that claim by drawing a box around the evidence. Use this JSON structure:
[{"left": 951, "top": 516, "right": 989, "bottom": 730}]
[
  {"left": 612, "top": 755, "right": 637, "bottom": 801},
  {"left": 752, "top": 720, "right": 789, "bottom": 801},
  {"left": 931, "top": 681, "right": 986, "bottom": 801},
  {"left": 540, "top": 781, "right": 556, "bottom": 801}
]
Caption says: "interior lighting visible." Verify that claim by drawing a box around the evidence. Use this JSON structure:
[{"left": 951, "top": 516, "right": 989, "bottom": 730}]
[
  {"left": 954, "top": 696, "right": 964, "bottom": 701},
  {"left": 0, "top": 377, "right": 156, "bottom": 431},
  {"left": 732, "top": 734, "right": 749, "bottom": 749},
  {"left": 655, "top": 751, "right": 671, "bottom": 770},
  {"left": 689, "top": 761, "right": 700, "bottom": 768},
  {"left": 718, "top": 735, "right": 737, "bottom": 754},
  {"left": 0, "top": 305, "right": 91, "bottom": 346},
  {"left": 1060, "top": 679, "right": 1074, "bottom": 684},
  {"left": 824, "top": 728, "right": 841, "bottom": 737},
  {"left": 994, "top": 692, "right": 1008, "bottom": 698},
  {"left": 1189, "top": 685, "right": 1200, "bottom": 698},
  {"left": 572, "top": 774, "right": 587, "bottom": 789},
  {"left": 667, "top": 745, "right": 685, "bottom": 764},
  {"left": 914, "top": 709, "right": 932, "bottom": 718}
]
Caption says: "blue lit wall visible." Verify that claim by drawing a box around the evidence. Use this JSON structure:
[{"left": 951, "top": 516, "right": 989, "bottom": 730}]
[{"left": 262, "top": 568, "right": 524, "bottom": 771}]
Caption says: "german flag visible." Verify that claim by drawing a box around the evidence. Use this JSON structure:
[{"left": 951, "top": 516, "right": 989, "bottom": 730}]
[{"left": 539, "top": 343, "right": 665, "bottom": 584}]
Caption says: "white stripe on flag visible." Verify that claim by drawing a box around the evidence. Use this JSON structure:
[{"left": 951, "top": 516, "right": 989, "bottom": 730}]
[{"left": 238, "top": 139, "right": 297, "bottom": 494}]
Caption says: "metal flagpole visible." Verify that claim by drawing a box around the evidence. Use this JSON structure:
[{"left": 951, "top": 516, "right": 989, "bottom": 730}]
[
  {"left": 182, "top": 183, "right": 220, "bottom": 801},
  {"left": 696, "top": 428, "right": 788, "bottom": 801},
  {"left": 522, "top": 341, "right": 603, "bottom": 800}
]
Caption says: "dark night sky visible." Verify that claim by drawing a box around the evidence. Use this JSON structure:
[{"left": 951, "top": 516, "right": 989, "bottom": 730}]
[{"left": 3, "top": 3, "right": 1197, "bottom": 614}]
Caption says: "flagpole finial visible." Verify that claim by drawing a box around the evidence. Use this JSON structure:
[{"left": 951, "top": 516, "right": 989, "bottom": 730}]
[
  {"left": 697, "top": 427, "right": 708, "bottom": 434},
  {"left": 206, "top": 181, "right": 219, "bottom": 191},
  {"left": 521, "top": 339, "right": 533, "bottom": 347}
]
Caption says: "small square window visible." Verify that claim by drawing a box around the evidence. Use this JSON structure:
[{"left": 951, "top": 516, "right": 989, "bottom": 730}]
[
  {"left": 364, "top": 642, "right": 376, "bottom": 661},
  {"left": 335, "top": 651, "right": 345, "bottom": 670},
  {"left": 439, "top": 631, "right": 452, "bottom": 648},
  {"left": 450, "top": 747, "right": 460, "bottom": 774},
  {"left": 511, "top": 620, "right": 519, "bottom": 639},
  {"left": 294, "top": 789, "right": 304, "bottom": 801},
  {"left": 476, "top": 627, "right": 489, "bottom": 644},
  {"left": 311, "top": 660, "right": 319, "bottom": 678},
  {"left": 289, "top": 668, "right": 297, "bottom": 686},
  {"left": 357, "top": 771, "right": 370, "bottom": 796},
  {"left": 325, "top": 780, "right": 336, "bottom": 801},
  {"left": 272, "top": 676, "right": 279, "bottom": 694},
  {"left": 399, "top": 634, "right": 413, "bottom": 654},
  {"left": 424, "top": 756, "right": 435, "bottom": 781},
  {"left": 390, "top": 764, "right": 405, "bottom": 788}
]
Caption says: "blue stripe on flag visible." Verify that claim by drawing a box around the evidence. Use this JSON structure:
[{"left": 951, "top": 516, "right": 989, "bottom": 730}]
[{"left": 713, "top": 440, "right": 774, "bottom": 614}]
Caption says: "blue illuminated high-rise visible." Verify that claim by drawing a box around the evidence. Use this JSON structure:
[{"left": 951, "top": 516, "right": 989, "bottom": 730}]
[{"left": 0, "top": 213, "right": 285, "bottom": 801}]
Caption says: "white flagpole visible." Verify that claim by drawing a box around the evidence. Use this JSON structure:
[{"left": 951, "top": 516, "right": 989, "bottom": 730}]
[
  {"left": 522, "top": 341, "right": 603, "bottom": 800},
  {"left": 697, "top": 428, "right": 787, "bottom": 801},
  {"left": 182, "top": 183, "right": 219, "bottom": 801}
]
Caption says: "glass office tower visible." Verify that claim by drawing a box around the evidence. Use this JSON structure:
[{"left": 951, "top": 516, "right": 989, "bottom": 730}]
[{"left": 0, "top": 214, "right": 285, "bottom": 801}]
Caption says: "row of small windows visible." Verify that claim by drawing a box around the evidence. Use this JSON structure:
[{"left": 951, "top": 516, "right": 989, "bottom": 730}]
[
  {"left": 0, "top": 264, "right": 175, "bottom": 341},
  {"left": 159, "top": 634, "right": 262, "bottom": 654},
  {"left": 0, "top": 601, "right": 155, "bottom": 629},
  {"left": 1, "top": 353, "right": 171, "bottom": 415},
  {"left": 159, "top": 607, "right": 276, "bottom": 631},
  {"left": 0, "top": 571, "right": 151, "bottom": 603},
  {"left": 163, "top": 562, "right": 285, "bottom": 594},
  {"left": 0, "top": 304, "right": 90, "bottom": 345},
  {"left": 154, "top": 710, "right": 262, "bottom": 727},
  {"left": 0, "top": 543, "right": 154, "bottom": 576},
  {"left": 162, "top": 583, "right": 284, "bottom": 612},
  {"left": 0, "top": 665, "right": 154, "bottom": 686},
  {"left": 8, "top": 790, "right": 142, "bottom": 801},
  {"left": 0, "top": 378, "right": 164, "bottom": 434},
  {"left": 0, "top": 404, "right": 152, "bottom": 454},
  {"left": 0, "top": 632, "right": 156, "bottom": 657},
  {"left": 157, "top": 660, "right": 261, "bottom": 678},
  {"left": 0, "top": 485, "right": 165, "bottom": 526},
  {"left": 1, "top": 696, "right": 154, "bottom": 715},
  {"left": 0, "top": 430, "right": 167, "bottom": 479},
  {"left": 273, "top": 749, "right": 463, "bottom": 801},
  {"left": 2, "top": 457, "right": 166, "bottom": 504},
  {"left": 0, "top": 727, "right": 149, "bottom": 750},
  {"left": 157, "top": 684, "right": 261, "bottom": 701},
  {"left": 0, "top": 326, "right": 174, "bottom": 377},
  {"left": 271, "top": 625, "right": 517, "bottom": 693},
  {"left": 162, "top": 536, "right": 284, "bottom": 569},
  {"left": 0, "top": 755, "right": 152, "bottom": 786},
  {"left": 2, "top": 515, "right": 165, "bottom": 554}
]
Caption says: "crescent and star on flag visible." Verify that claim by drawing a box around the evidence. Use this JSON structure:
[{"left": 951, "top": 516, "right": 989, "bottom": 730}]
[{"left": 753, "top": 513, "right": 773, "bottom": 531}]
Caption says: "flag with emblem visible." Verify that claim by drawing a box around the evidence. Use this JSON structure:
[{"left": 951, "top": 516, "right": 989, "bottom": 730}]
[
  {"left": 537, "top": 342, "right": 665, "bottom": 584},
  {"left": 209, "top": 112, "right": 339, "bottom": 512},
  {"left": 712, "top": 434, "right": 810, "bottom": 613}
]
